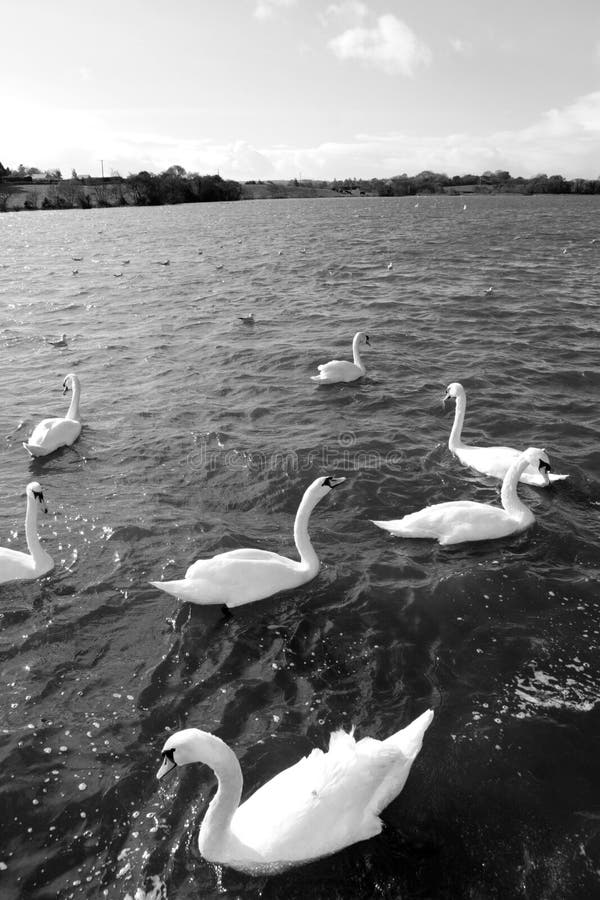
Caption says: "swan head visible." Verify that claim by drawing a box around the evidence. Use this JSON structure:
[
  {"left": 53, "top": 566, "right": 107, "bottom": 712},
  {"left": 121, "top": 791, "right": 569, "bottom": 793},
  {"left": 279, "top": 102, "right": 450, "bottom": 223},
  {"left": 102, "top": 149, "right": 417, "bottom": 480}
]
[
  {"left": 522, "top": 447, "right": 552, "bottom": 477},
  {"left": 157, "top": 728, "right": 224, "bottom": 779},
  {"left": 26, "top": 481, "right": 48, "bottom": 514},
  {"left": 62, "top": 373, "right": 79, "bottom": 394},
  {"left": 353, "top": 331, "right": 370, "bottom": 348},
  {"left": 443, "top": 382, "right": 465, "bottom": 405},
  {"left": 305, "top": 475, "right": 346, "bottom": 504}
]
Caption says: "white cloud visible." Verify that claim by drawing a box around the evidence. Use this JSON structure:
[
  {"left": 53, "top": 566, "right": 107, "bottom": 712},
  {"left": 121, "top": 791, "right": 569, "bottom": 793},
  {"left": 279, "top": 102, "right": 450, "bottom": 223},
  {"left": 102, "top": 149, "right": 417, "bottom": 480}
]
[
  {"left": 4, "top": 92, "right": 600, "bottom": 182},
  {"left": 253, "top": 0, "right": 295, "bottom": 20},
  {"left": 329, "top": 14, "right": 432, "bottom": 76},
  {"left": 320, "top": 1, "right": 369, "bottom": 26}
]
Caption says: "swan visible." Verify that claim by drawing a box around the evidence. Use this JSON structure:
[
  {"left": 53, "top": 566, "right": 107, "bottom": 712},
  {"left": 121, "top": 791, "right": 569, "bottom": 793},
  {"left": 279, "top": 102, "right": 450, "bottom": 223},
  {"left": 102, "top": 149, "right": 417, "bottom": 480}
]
[
  {"left": 444, "top": 382, "right": 568, "bottom": 486},
  {"left": 150, "top": 475, "right": 345, "bottom": 608},
  {"left": 372, "top": 447, "right": 551, "bottom": 545},
  {"left": 311, "top": 332, "right": 370, "bottom": 384},
  {"left": 23, "top": 373, "right": 82, "bottom": 457},
  {"left": 156, "top": 709, "right": 434, "bottom": 874},
  {"left": 0, "top": 482, "right": 53, "bottom": 583}
]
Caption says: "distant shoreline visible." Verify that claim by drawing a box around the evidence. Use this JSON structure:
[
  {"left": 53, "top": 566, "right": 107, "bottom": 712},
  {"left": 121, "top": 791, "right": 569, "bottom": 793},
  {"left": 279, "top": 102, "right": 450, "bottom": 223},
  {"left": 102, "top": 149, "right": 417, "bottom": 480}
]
[{"left": 1, "top": 171, "right": 599, "bottom": 213}]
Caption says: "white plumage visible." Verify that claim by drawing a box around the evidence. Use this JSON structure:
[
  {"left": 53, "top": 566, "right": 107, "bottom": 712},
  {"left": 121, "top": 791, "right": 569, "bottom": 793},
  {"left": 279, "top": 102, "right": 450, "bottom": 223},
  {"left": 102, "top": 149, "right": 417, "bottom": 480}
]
[
  {"left": 373, "top": 447, "right": 551, "bottom": 545},
  {"left": 23, "top": 373, "right": 82, "bottom": 457},
  {"left": 0, "top": 482, "right": 53, "bottom": 584},
  {"left": 156, "top": 709, "right": 433, "bottom": 874},
  {"left": 150, "top": 475, "right": 345, "bottom": 608},
  {"left": 311, "top": 331, "right": 370, "bottom": 384},
  {"left": 444, "top": 382, "right": 567, "bottom": 486}
]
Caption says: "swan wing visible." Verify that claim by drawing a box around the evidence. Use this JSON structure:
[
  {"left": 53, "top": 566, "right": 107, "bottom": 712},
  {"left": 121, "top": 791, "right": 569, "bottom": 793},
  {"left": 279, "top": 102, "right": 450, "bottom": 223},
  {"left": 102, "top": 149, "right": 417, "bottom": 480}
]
[
  {"left": 312, "top": 360, "right": 362, "bottom": 382},
  {"left": 0, "top": 548, "right": 35, "bottom": 584},
  {"left": 232, "top": 713, "right": 432, "bottom": 864},
  {"left": 25, "top": 417, "right": 81, "bottom": 453},
  {"left": 153, "top": 552, "right": 305, "bottom": 606},
  {"left": 373, "top": 500, "right": 521, "bottom": 544}
]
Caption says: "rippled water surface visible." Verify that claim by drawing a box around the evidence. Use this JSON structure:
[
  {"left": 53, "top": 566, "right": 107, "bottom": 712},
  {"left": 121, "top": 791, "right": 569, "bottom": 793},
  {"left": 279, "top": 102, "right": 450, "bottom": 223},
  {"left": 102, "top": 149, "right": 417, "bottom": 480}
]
[{"left": 1, "top": 195, "right": 600, "bottom": 899}]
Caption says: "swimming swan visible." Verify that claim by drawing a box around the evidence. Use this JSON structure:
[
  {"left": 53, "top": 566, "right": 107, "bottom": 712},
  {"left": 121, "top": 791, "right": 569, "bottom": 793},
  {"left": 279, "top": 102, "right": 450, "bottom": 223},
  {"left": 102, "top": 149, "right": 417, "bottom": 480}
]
[
  {"left": 156, "top": 709, "right": 434, "bottom": 874},
  {"left": 150, "top": 475, "right": 345, "bottom": 608},
  {"left": 311, "top": 332, "right": 370, "bottom": 384},
  {"left": 23, "top": 373, "right": 82, "bottom": 457},
  {"left": 0, "top": 482, "right": 53, "bottom": 583},
  {"left": 444, "top": 382, "right": 567, "bottom": 486},
  {"left": 372, "top": 447, "right": 551, "bottom": 545}
]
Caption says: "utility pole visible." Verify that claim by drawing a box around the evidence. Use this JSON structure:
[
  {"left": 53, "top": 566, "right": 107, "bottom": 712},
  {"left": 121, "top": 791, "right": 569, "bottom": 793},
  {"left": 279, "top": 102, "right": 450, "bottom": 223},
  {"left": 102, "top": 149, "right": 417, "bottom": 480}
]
[{"left": 100, "top": 159, "right": 104, "bottom": 179}]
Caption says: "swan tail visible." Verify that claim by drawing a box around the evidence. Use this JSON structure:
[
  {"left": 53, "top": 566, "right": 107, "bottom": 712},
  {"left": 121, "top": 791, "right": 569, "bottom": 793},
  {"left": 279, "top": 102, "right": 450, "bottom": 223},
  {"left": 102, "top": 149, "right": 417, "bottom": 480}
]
[
  {"left": 383, "top": 709, "right": 434, "bottom": 758},
  {"left": 22, "top": 442, "right": 47, "bottom": 458},
  {"left": 149, "top": 579, "right": 223, "bottom": 605}
]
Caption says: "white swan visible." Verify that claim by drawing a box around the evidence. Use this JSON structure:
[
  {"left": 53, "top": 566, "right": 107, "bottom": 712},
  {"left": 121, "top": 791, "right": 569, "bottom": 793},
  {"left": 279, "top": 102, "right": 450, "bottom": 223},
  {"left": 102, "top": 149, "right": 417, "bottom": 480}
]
[
  {"left": 156, "top": 709, "right": 434, "bottom": 874},
  {"left": 444, "top": 382, "right": 568, "bottom": 486},
  {"left": 23, "top": 373, "right": 82, "bottom": 457},
  {"left": 372, "top": 447, "right": 551, "bottom": 545},
  {"left": 310, "top": 332, "right": 370, "bottom": 384},
  {"left": 0, "top": 482, "right": 53, "bottom": 583},
  {"left": 150, "top": 475, "right": 345, "bottom": 608}
]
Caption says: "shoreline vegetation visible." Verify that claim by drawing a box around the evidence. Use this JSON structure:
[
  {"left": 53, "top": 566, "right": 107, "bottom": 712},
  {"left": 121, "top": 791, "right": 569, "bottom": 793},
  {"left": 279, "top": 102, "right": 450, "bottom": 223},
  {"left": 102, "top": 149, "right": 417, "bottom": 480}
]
[{"left": 2, "top": 162, "right": 600, "bottom": 213}]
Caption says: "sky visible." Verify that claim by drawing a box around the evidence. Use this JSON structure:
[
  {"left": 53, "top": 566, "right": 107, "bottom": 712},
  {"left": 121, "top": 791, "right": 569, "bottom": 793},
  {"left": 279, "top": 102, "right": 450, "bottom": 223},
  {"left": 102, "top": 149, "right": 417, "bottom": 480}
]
[{"left": 3, "top": 0, "right": 600, "bottom": 181}]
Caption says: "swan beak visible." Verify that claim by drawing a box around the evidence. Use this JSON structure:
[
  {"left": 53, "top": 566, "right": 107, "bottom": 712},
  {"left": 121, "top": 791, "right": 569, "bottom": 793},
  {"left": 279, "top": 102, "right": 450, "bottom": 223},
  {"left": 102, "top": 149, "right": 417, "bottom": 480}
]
[
  {"left": 365, "top": 336, "right": 371, "bottom": 346},
  {"left": 538, "top": 460, "right": 552, "bottom": 474},
  {"left": 157, "top": 753, "right": 177, "bottom": 780},
  {"left": 326, "top": 476, "right": 346, "bottom": 489},
  {"left": 62, "top": 383, "right": 69, "bottom": 395}
]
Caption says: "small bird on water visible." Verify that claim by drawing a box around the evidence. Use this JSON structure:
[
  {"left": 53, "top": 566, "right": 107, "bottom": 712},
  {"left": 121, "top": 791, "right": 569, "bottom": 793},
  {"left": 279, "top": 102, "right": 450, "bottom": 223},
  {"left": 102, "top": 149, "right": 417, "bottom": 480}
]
[
  {"left": 239, "top": 313, "right": 255, "bottom": 325},
  {"left": 47, "top": 333, "right": 68, "bottom": 348}
]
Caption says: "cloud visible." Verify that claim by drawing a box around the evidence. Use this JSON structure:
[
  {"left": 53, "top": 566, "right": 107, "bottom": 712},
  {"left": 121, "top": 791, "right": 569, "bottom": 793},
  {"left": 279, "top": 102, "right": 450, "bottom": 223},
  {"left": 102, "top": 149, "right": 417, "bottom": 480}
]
[
  {"left": 253, "top": 0, "right": 295, "bottom": 20},
  {"left": 4, "top": 92, "right": 600, "bottom": 182},
  {"left": 320, "top": 1, "right": 369, "bottom": 26},
  {"left": 329, "top": 14, "right": 432, "bottom": 76}
]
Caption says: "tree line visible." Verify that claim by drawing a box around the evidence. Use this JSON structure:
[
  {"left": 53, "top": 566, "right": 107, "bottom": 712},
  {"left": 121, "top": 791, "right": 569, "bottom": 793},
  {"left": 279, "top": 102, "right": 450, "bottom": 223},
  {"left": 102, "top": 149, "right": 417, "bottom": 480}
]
[{"left": 2, "top": 161, "right": 600, "bottom": 214}]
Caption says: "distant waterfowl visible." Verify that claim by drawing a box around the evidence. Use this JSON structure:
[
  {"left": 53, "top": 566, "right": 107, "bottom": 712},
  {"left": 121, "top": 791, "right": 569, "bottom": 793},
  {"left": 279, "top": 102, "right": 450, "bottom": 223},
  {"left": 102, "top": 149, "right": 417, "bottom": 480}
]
[
  {"left": 311, "top": 332, "right": 370, "bottom": 384},
  {"left": 372, "top": 447, "right": 551, "bottom": 545},
  {"left": 484, "top": 286, "right": 494, "bottom": 295},
  {"left": 156, "top": 709, "right": 434, "bottom": 875},
  {"left": 157, "top": 259, "right": 170, "bottom": 266},
  {"left": 239, "top": 313, "right": 255, "bottom": 325},
  {"left": 0, "top": 482, "right": 53, "bottom": 583},
  {"left": 23, "top": 373, "right": 82, "bottom": 458},
  {"left": 150, "top": 476, "right": 345, "bottom": 608},
  {"left": 47, "top": 333, "right": 68, "bottom": 348},
  {"left": 443, "top": 382, "right": 567, "bottom": 485},
  {"left": 387, "top": 262, "right": 393, "bottom": 270}
]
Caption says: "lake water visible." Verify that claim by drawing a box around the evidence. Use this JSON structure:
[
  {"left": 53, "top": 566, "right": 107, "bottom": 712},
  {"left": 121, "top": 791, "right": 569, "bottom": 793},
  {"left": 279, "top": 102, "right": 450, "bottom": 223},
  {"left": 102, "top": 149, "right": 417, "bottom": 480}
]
[{"left": 1, "top": 195, "right": 599, "bottom": 900}]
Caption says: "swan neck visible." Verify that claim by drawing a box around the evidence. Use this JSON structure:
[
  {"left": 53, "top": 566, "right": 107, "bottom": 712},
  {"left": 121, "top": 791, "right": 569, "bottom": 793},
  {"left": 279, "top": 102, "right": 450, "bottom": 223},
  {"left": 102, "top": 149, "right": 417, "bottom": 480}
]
[
  {"left": 25, "top": 497, "right": 47, "bottom": 565},
  {"left": 198, "top": 743, "right": 243, "bottom": 856},
  {"left": 501, "top": 457, "right": 531, "bottom": 518},
  {"left": 352, "top": 336, "right": 364, "bottom": 371},
  {"left": 449, "top": 393, "right": 466, "bottom": 451},
  {"left": 293, "top": 489, "right": 320, "bottom": 574},
  {"left": 66, "top": 380, "right": 81, "bottom": 421}
]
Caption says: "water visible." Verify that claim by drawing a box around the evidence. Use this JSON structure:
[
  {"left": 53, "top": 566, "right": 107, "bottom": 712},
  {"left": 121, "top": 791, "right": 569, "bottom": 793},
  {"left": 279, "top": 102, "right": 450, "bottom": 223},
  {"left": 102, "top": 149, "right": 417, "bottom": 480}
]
[{"left": 1, "top": 195, "right": 599, "bottom": 900}]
